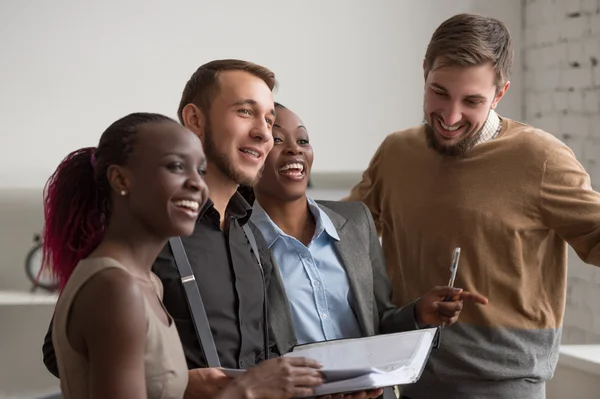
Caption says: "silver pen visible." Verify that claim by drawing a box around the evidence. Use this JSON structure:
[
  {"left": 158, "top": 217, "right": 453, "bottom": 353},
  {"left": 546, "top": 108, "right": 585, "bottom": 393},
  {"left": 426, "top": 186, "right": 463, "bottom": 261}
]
[
  {"left": 447, "top": 247, "right": 461, "bottom": 289},
  {"left": 441, "top": 247, "right": 461, "bottom": 329}
]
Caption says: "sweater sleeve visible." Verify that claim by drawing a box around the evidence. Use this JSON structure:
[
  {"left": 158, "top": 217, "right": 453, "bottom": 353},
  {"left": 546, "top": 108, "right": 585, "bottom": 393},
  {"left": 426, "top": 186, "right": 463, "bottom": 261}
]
[
  {"left": 344, "top": 136, "right": 389, "bottom": 234},
  {"left": 539, "top": 145, "right": 600, "bottom": 266}
]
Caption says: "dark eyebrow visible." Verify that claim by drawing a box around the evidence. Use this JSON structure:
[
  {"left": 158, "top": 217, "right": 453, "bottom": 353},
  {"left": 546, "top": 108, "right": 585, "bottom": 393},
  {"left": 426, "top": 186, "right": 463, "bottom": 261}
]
[
  {"left": 162, "top": 152, "right": 186, "bottom": 159},
  {"left": 465, "top": 94, "right": 487, "bottom": 101},
  {"left": 431, "top": 83, "right": 447, "bottom": 92},
  {"left": 431, "top": 83, "right": 487, "bottom": 101},
  {"left": 162, "top": 152, "right": 207, "bottom": 165},
  {"left": 232, "top": 99, "right": 257, "bottom": 107},
  {"left": 232, "top": 99, "right": 276, "bottom": 118},
  {"left": 298, "top": 125, "right": 307, "bottom": 131}
]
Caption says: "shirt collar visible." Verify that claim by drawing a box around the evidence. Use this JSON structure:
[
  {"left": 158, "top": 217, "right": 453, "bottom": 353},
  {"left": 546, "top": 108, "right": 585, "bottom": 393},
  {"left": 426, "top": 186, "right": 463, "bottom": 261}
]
[
  {"left": 251, "top": 197, "right": 339, "bottom": 248},
  {"left": 307, "top": 197, "right": 340, "bottom": 242},
  {"left": 228, "top": 191, "right": 253, "bottom": 225},
  {"left": 199, "top": 191, "right": 253, "bottom": 226},
  {"left": 473, "top": 109, "right": 501, "bottom": 146}
]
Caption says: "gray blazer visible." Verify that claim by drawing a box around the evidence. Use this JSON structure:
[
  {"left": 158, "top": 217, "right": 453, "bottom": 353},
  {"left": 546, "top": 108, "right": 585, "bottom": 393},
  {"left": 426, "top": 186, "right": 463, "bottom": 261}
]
[{"left": 266, "top": 200, "right": 419, "bottom": 399}]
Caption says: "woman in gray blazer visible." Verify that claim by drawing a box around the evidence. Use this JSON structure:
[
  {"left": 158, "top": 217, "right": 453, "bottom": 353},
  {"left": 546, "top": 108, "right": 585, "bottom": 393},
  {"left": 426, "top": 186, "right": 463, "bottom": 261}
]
[{"left": 250, "top": 103, "right": 489, "bottom": 399}]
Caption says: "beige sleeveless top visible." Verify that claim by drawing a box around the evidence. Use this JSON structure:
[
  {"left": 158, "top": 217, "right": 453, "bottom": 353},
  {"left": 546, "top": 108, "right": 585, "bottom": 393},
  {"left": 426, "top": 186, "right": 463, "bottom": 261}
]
[{"left": 52, "top": 257, "right": 188, "bottom": 398}]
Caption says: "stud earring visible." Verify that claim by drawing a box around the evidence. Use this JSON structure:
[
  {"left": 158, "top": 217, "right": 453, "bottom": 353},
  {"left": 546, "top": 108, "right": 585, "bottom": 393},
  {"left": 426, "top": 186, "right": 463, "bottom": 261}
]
[{"left": 120, "top": 190, "right": 126, "bottom": 196}]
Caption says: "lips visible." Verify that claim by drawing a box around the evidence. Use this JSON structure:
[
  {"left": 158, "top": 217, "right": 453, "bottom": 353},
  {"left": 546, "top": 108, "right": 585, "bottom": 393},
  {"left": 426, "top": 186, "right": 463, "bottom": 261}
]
[
  {"left": 172, "top": 199, "right": 200, "bottom": 218},
  {"left": 278, "top": 160, "right": 306, "bottom": 181},
  {"left": 239, "top": 147, "right": 263, "bottom": 161},
  {"left": 437, "top": 118, "right": 466, "bottom": 139}
]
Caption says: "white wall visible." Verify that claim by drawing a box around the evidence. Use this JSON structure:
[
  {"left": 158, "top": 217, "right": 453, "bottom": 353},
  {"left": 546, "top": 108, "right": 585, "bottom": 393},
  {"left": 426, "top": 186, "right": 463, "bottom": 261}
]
[
  {"left": 0, "top": 0, "right": 526, "bottom": 189},
  {"left": 523, "top": 0, "right": 600, "bottom": 344}
]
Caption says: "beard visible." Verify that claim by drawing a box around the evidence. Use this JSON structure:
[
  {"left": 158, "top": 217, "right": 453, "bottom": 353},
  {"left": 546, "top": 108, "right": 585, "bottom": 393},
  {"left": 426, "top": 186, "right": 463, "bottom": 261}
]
[
  {"left": 424, "top": 110, "right": 490, "bottom": 157},
  {"left": 203, "top": 122, "right": 263, "bottom": 187}
]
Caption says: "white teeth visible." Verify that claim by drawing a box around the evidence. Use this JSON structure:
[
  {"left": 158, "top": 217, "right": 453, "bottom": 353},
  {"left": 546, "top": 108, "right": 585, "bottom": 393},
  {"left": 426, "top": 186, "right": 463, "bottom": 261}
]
[
  {"left": 279, "top": 163, "right": 304, "bottom": 172},
  {"left": 439, "top": 120, "right": 462, "bottom": 131},
  {"left": 173, "top": 200, "right": 199, "bottom": 212},
  {"left": 241, "top": 149, "right": 260, "bottom": 158}
]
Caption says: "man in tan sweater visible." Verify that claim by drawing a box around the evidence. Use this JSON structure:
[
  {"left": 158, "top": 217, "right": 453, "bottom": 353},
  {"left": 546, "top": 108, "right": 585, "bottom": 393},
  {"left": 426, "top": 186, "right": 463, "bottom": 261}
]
[{"left": 347, "top": 13, "right": 600, "bottom": 399}]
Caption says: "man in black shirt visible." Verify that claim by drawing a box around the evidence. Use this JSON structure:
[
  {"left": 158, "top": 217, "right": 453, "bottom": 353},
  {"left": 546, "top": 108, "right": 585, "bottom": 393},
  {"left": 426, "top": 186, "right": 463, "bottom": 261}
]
[{"left": 42, "top": 59, "right": 326, "bottom": 399}]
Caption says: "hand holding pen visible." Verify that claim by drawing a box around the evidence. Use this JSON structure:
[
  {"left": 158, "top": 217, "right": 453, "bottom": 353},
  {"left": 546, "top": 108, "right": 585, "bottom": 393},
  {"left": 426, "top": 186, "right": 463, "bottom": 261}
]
[{"left": 414, "top": 247, "right": 489, "bottom": 327}]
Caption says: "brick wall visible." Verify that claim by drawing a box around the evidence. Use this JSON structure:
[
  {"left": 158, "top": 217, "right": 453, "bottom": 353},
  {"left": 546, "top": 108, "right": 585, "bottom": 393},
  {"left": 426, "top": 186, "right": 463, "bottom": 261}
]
[{"left": 523, "top": 0, "right": 600, "bottom": 344}]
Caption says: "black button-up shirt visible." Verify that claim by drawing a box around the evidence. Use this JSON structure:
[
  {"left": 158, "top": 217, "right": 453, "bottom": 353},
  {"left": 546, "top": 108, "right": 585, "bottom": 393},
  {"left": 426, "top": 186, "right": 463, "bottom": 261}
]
[{"left": 153, "top": 192, "right": 271, "bottom": 369}]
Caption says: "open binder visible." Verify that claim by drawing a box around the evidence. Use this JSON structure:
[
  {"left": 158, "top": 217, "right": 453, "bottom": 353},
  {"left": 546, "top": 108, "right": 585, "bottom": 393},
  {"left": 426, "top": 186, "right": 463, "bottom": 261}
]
[{"left": 222, "top": 327, "right": 438, "bottom": 397}]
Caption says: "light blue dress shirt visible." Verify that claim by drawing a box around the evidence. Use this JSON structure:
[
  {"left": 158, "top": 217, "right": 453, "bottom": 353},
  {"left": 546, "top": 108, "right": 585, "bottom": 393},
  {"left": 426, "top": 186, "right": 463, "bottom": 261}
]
[{"left": 251, "top": 198, "right": 363, "bottom": 345}]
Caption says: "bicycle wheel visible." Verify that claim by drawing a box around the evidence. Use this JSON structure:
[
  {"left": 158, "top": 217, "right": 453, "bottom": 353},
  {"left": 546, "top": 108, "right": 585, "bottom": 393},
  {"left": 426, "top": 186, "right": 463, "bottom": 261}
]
[{"left": 25, "top": 243, "right": 58, "bottom": 291}]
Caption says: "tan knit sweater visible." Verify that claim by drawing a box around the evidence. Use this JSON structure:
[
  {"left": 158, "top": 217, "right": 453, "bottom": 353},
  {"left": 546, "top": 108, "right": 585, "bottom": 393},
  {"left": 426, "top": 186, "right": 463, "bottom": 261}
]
[{"left": 347, "top": 117, "right": 600, "bottom": 398}]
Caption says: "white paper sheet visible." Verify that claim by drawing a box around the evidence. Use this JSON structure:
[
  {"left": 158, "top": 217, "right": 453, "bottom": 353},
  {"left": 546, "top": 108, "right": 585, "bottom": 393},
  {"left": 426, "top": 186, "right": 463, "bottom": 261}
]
[{"left": 221, "top": 328, "right": 438, "bottom": 397}]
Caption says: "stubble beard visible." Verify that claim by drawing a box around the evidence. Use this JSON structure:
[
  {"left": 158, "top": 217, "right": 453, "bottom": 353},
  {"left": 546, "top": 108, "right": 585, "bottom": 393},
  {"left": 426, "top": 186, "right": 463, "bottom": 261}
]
[
  {"left": 203, "top": 123, "right": 263, "bottom": 187},
  {"left": 423, "top": 110, "right": 490, "bottom": 157}
]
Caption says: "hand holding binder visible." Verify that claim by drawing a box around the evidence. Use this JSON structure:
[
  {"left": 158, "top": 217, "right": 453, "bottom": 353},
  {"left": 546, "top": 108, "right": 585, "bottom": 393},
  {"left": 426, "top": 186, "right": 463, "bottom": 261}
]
[
  {"left": 223, "top": 328, "right": 439, "bottom": 397},
  {"left": 226, "top": 356, "right": 325, "bottom": 398}
]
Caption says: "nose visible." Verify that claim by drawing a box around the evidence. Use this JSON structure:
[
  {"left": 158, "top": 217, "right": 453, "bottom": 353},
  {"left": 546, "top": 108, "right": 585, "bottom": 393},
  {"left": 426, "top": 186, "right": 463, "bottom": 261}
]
[
  {"left": 185, "top": 171, "right": 209, "bottom": 198},
  {"left": 284, "top": 141, "right": 302, "bottom": 155},
  {"left": 441, "top": 103, "right": 463, "bottom": 126},
  {"left": 250, "top": 118, "right": 272, "bottom": 143}
]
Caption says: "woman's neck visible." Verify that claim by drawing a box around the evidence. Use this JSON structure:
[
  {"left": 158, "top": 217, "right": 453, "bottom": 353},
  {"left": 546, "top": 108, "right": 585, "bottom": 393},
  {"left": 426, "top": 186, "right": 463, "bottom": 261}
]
[
  {"left": 89, "top": 211, "right": 166, "bottom": 281},
  {"left": 257, "top": 194, "right": 315, "bottom": 247}
]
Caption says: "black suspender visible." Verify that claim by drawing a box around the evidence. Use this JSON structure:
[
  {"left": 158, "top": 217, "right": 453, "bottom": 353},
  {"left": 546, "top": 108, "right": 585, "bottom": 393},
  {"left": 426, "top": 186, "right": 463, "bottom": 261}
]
[
  {"left": 242, "top": 223, "right": 271, "bottom": 361},
  {"left": 169, "top": 236, "right": 221, "bottom": 367},
  {"left": 168, "top": 222, "right": 270, "bottom": 368}
]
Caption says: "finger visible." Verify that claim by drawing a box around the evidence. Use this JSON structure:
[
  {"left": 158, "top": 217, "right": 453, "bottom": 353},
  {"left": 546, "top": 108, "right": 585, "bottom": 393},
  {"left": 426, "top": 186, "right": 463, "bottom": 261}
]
[
  {"left": 286, "top": 366, "right": 327, "bottom": 379},
  {"left": 366, "top": 389, "right": 384, "bottom": 398},
  {"left": 206, "top": 368, "right": 228, "bottom": 377},
  {"left": 430, "top": 286, "right": 463, "bottom": 299},
  {"left": 346, "top": 388, "right": 383, "bottom": 399},
  {"left": 284, "top": 356, "right": 323, "bottom": 369},
  {"left": 342, "top": 392, "right": 365, "bottom": 399},
  {"left": 459, "top": 291, "right": 489, "bottom": 305},
  {"left": 292, "top": 387, "right": 317, "bottom": 398},
  {"left": 436, "top": 307, "right": 460, "bottom": 322},
  {"left": 289, "top": 374, "right": 326, "bottom": 387},
  {"left": 437, "top": 301, "right": 463, "bottom": 314}
]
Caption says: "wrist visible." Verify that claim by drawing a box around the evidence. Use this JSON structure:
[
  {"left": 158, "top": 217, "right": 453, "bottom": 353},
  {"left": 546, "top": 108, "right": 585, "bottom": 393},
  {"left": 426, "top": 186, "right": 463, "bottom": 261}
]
[
  {"left": 414, "top": 298, "right": 432, "bottom": 329},
  {"left": 414, "top": 298, "right": 424, "bottom": 325}
]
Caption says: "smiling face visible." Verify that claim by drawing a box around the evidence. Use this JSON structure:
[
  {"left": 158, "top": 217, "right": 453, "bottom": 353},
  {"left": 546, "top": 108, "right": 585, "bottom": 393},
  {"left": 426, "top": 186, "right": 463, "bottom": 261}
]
[
  {"left": 423, "top": 58, "right": 508, "bottom": 156},
  {"left": 200, "top": 70, "right": 275, "bottom": 186},
  {"left": 121, "top": 121, "right": 209, "bottom": 238},
  {"left": 254, "top": 106, "right": 313, "bottom": 202}
]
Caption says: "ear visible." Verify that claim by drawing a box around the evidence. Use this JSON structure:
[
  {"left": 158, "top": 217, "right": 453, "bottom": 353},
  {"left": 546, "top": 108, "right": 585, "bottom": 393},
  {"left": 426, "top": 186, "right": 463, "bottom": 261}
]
[
  {"left": 491, "top": 81, "right": 510, "bottom": 110},
  {"left": 181, "top": 103, "right": 207, "bottom": 141},
  {"left": 106, "top": 165, "right": 133, "bottom": 197}
]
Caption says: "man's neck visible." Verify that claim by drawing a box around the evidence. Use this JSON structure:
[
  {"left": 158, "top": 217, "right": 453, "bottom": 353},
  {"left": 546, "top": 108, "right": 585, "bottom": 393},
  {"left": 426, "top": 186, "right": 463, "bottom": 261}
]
[
  {"left": 203, "top": 168, "right": 238, "bottom": 229},
  {"left": 257, "top": 194, "right": 315, "bottom": 246}
]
